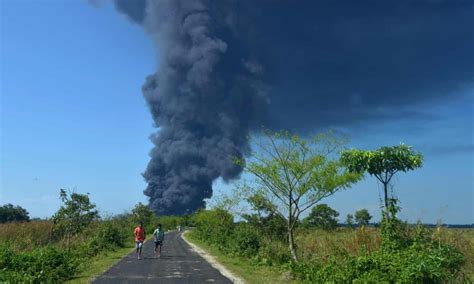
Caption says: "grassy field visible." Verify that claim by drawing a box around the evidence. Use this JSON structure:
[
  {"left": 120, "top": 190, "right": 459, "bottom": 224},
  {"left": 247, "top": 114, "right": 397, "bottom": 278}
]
[
  {"left": 186, "top": 230, "right": 298, "bottom": 284},
  {"left": 296, "top": 227, "right": 474, "bottom": 280},
  {"left": 187, "top": 226, "right": 474, "bottom": 282},
  {"left": 0, "top": 220, "right": 137, "bottom": 283}
]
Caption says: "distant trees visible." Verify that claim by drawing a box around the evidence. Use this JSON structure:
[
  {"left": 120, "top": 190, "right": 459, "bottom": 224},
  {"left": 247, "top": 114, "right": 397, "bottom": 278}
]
[
  {"left": 355, "top": 209, "right": 372, "bottom": 226},
  {"left": 0, "top": 204, "right": 30, "bottom": 223},
  {"left": 303, "top": 204, "right": 339, "bottom": 230},
  {"left": 237, "top": 130, "right": 362, "bottom": 261},
  {"left": 346, "top": 214, "right": 355, "bottom": 228}
]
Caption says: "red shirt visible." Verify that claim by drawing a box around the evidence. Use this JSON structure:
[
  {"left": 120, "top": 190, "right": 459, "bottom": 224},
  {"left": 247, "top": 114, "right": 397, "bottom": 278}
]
[{"left": 134, "top": 226, "right": 145, "bottom": 242}]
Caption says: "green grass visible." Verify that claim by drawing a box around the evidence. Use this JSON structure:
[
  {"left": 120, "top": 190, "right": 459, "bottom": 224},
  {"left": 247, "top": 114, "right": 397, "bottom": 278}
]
[
  {"left": 185, "top": 231, "right": 299, "bottom": 284},
  {"left": 66, "top": 244, "right": 135, "bottom": 284}
]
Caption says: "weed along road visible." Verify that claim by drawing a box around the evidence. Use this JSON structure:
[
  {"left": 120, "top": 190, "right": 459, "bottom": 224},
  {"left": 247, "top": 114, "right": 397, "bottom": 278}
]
[{"left": 93, "top": 231, "right": 233, "bottom": 284}]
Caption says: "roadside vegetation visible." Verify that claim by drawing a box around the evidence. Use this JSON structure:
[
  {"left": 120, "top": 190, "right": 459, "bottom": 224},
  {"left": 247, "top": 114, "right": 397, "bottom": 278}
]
[
  {"left": 189, "top": 130, "right": 473, "bottom": 282},
  {"left": 0, "top": 191, "right": 187, "bottom": 283}
]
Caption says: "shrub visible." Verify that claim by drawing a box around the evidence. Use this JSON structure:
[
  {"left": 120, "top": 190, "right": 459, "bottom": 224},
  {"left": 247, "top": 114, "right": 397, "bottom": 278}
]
[
  {"left": 193, "top": 209, "right": 233, "bottom": 248},
  {"left": 0, "top": 243, "right": 80, "bottom": 283},
  {"left": 257, "top": 239, "right": 291, "bottom": 266},
  {"left": 86, "top": 220, "right": 128, "bottom": 256},
  {"left": 229, "top": 222, "right": 261, "bottom": 257}
]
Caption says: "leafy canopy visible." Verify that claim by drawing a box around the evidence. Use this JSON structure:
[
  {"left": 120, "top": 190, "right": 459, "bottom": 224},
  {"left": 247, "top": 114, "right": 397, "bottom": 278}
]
[
  {"left": 237, "top": 130, "right": 362, "bottom": 261},
  {"left": 240, "top": 130, "right": 361, "bottom": 223},
  {"left": 340, "top": 144, "right": 423, "bottom": 184},
  {"left": 52, "top": 189, "right": 99, "bottom": 237}
]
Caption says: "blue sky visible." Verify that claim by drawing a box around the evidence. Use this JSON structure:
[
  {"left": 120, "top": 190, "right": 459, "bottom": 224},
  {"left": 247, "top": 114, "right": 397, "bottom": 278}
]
[{"left": 1, "top": 1, "right": 473, "bottom": 223}]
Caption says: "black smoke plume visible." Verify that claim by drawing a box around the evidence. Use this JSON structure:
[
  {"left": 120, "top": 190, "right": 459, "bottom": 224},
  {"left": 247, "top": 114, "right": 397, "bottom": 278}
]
[{"left": 113, "top": 0, "right": 474, "bottom": 215}]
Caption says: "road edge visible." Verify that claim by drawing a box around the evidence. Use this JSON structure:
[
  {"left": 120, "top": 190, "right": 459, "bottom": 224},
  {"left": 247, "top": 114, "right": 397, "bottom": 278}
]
[{"left": 181, "top": 231, "right": 246, "bottom": 284}]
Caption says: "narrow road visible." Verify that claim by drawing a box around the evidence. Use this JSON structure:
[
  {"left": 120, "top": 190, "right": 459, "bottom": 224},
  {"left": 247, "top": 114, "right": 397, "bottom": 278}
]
[{"left": 93, "top": 231, "right": 232, "bottom": 284}]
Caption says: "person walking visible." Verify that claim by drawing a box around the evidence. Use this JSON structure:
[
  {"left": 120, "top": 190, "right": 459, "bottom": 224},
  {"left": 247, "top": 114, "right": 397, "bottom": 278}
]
[
  {"left": 153, "top": 223, "right": 165, "bottom": 258},
  {"left": 134, "top": 222, "right": 146, "bottom": 260}
]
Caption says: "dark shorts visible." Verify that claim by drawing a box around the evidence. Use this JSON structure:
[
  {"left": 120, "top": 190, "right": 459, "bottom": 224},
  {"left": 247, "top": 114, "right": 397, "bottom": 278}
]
[
  {"left": 135, "top": 241, "right": 143, "bottom": 249},
  {"left": 154, "top": 240, "right": 163, "bottom": 248}
]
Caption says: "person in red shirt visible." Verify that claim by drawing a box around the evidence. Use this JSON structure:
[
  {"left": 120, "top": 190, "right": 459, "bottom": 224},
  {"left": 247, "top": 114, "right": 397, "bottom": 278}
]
[{"left": 134, "top": 222, "right": 146, "bottom": 260}]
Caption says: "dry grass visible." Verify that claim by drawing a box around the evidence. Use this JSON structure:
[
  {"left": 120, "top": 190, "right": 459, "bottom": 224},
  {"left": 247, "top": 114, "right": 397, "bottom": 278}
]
[
  {"left": 296, "top": 227, "right": 380, "bottom": 263},
  {"left": 437, "top": 228, "right": 474, "bottom": 279},
  {"left": 0, "top": 220, "right": 53, "bottom": 250},
  {"left": 296, "top": 226, "right": 474, "bottom": 279}
]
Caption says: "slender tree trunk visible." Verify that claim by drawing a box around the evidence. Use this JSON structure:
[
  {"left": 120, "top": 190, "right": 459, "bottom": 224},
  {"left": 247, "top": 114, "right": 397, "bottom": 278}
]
[
  {"left": 383, "top": 182, "right": 388, "bottom": 209},
  {"left": 288, "top": 227, "right": 298, "bottom": 262},
  {"left": 288, "top": 198, "right": 298, "bottom": 261},
  {"left": 383, "top": 181, "right": 392, "bottom": 221}
]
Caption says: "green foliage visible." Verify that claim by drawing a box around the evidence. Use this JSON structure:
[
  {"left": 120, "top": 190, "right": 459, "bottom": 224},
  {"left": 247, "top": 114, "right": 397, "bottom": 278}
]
[
  {"left": 0, "top": 203, "right": 30, "bottom": 223},
  {"left": 239, "top": 130, "right": 362, "bottom": 260},
  {"left": 354, "top": 209, "right": 372, "bottom": 226},
  {"left": 256, "top": 238, "right": 292, "bottom": 266},
  {"left": 243, "top": 212, "right": 287, "bottom": 242},
  {"left": 230, "top": 222, "right": 262, "bottom": 258},
  {"left": 302, "top": 204, "right": 339, "bottom": 230},
  {"left": 86, "top": 220, "right": 128, "bottom": 256},
  {"left": 0, "top": 244, "right": 80, "bottom": 283},
  {"left": 292, "top": 201, "right": 466, "bottom": 283},
  {"left": 291, "top": 227, "right": 465, "bottom": 283},
  {"left": 0, "top": 199, "right": 143, "bottom": 283},
  {"left": 341, "top": 144, "right": 423, "bottom": 209},
  {"left": 192, "top": 208, "right": 290, "bottom": 266},
  {"left": 51, "top": 189, "right": 99, "bottom": 244},
  {"left": 157, "top": 215, "right": 189, "bottom": 231},
  {"left": 131, "top": 202, "right": 156, "bottom": 230},
  {"left": 246, "top": 192, "right": 278, "bottom": 217},
  {"left": 242, "top": 192, "right": 287, "bottom": 241},
  {"left": 193, "top": 209, "right": 234, "bottom": 248},
  {"left": 340, "top": 144, "right": 423, "bottom": 177}
]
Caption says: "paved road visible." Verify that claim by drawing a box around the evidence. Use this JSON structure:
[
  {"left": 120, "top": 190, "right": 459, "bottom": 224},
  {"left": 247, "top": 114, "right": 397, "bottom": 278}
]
[{"left": 93, "top": 231, "right": 232, "bottom": 284}]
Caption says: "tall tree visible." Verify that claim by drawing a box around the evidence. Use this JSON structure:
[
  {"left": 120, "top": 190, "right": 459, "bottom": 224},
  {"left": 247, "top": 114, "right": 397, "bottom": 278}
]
[
  {"left": 341, "top": 144, "right": 423, "bottom": 209},
  {"left": 303, "top": 204, "right": 339, "bottom": 230},
  {"left": 0, "top": 204, "right": 29, "bottom": 223},
  {"left": 237, "top": 130, "right": 361, "bottom": 261},
  {"left": 354, "top": 209, "right": 372, "bottom": 226}
]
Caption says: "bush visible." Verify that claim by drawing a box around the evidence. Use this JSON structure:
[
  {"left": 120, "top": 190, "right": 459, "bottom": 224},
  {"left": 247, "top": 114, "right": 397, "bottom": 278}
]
[
  {"left": 229, "top": 222, "right": 261, "bottom": 258},
  {"left": 193, "top": 209, "right": 233, "bottom": 248},
  {"left": 0, "top": 244, "right": 80, "bottom": 283},
  {"left": 257, "top": 239, "right": 291, "bottom": 266},
  {"left": 86, "top": 220, "right": 128, "bottom": 256}
]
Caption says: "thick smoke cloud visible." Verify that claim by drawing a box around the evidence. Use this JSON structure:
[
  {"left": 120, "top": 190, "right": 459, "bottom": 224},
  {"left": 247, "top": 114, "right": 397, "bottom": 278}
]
[
  {"left": 113, "top": 0, "right": 474, "bottom": 215},
  {"left": 113, "top": 0, "right": 146, "bottom": 25},
  {"left": 116, "top": 0, "right": 269, "bottom": 214}
]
